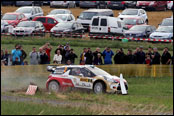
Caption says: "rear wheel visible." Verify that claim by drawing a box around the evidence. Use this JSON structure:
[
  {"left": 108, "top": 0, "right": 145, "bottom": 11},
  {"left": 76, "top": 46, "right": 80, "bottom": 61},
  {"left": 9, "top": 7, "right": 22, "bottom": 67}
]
[
  {"left": 48, "top": 81, "right": 60, "bottom": 93},
  {"left": 93, "top": 82, "right": 105, "bottom": 94}
]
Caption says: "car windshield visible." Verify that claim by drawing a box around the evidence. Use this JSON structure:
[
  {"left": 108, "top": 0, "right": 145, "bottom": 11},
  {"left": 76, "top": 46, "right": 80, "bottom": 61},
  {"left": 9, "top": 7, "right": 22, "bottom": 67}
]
[
  {"left": 79, "top": 12, "right": 98, "bottom": 20},
  {"left": 124, "top": 18, "right": 137, "bottom": 25},
  {"left": 161, "top": 19, "right": 173, "bottom": 26},
  {"left": 49, "top": 10, "right": 68, "bottom": 15},
  {"left": 2, "top": 14, "right": 17, "bottom": 20},
  {"left": 17, "top": 22, "right": 36, "bottom": 27},
  {"left": 55, "top": 15, "right": 68, "bottom": 21},
  {"left": 55, "top": 22, "right": 73, "bottom": 28},
  {"left": 156, "top": 26, "right": 173, "bottom": 33},
  {"left": 16, "top": 8, "right": 32, "bottom": 13},
  {"left": 121, "top": 9, "right": 138, "bottom": 15},
  {"left": 87, "top": 66, "right": 111, "bottom": 76},
  {"left": 129, "top": 26, "right": 147, "bottom": 31}
]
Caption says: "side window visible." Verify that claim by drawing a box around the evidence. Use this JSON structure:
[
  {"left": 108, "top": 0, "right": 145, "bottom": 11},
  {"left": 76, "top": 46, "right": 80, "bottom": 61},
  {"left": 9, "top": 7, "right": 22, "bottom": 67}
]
[
  {"left": 138, "top": 19, "right": 144, "bottom": 24},
  {"left": 80, "top": 68, "right": 95, "bottom": 77},
  {"left": 92, "top": 18, "right": 99, "bottom": 26},
  {"left": 48, "top": 18, "right": 55, "bottom": 24},
  {"left": 36, "top": 8, "right": 39, "bottom": 14},
  {"left": 69, "top": 68, "right": 81, "bottom": 76},
  {"left": 36, "top": 18, "right": 46, "bottom": 23},
  {"left": 117, "top": 21, "right": 122, "bottom": 28},
  {"left": 33, "top": 8, "right": 37, "bottom": 14},
  {"left": 100, "top": 19, "right": 107, "bottom": 26}
]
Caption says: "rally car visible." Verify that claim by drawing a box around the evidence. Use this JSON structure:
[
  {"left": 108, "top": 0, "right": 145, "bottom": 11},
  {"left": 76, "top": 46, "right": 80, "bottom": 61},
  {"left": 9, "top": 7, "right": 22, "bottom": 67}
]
[{"left": 46, "top": 65, "right": 128, "bottom": 94}]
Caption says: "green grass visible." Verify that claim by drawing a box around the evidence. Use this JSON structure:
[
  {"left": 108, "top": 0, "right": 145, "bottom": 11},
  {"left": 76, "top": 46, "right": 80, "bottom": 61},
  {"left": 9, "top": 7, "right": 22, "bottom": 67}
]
[{"left": 1, "top": 100, "right": 93, "bottom": 115}]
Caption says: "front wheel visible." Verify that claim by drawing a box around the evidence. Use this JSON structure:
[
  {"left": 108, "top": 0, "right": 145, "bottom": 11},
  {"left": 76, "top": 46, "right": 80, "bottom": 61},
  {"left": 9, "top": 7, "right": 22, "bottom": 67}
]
[
  {"left": 48, "top": 81, "right": 60, "bottom": 93},
  {"left": 93, "top": 82, "right": 105, "bottom": 94}
]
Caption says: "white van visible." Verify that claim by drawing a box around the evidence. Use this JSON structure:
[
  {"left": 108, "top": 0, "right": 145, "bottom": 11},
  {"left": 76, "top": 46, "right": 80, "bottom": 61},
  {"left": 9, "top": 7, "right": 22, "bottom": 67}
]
[
  {"left": 77, "top": 9, "right": 114, "bottom": 31},
  {"left": 89, "top": 16, "right": 126, "bottom": 35}
]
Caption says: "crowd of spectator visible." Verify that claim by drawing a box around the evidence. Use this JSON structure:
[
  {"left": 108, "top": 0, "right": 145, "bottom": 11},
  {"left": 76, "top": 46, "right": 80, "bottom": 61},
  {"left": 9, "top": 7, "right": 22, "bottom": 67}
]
[{"left": 1, "top": 43, "right": 174, "bottom": 66}]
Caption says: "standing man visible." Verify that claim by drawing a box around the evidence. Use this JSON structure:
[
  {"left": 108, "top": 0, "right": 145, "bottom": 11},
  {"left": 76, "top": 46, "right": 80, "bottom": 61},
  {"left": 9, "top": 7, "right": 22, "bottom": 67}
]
[
  {"left": 19, "top": 45, "right": 27, "bottom": 65},
  {"left": 40, "top": 42, "right": 52, "bottom": 64},
  {"left": 85, "top": 48, "right": 93, "bottom": 65},
  {"left": 102, "top": 47, "right": 114, "bottom": 65},
  {"left": 136, "top": 46, "right": 146, "bottom": 64},
  {"left": 29, "top": 47, "right": 39, "bottom": 65},
  {"left": 11, "top": 44, "right": 22, "bottom": 65},
  {"left": 161, "top": 47, "right": 171, "bottom": 65},
  {"left": 151, "top": 48, "right": 161, "bottom": 64}
]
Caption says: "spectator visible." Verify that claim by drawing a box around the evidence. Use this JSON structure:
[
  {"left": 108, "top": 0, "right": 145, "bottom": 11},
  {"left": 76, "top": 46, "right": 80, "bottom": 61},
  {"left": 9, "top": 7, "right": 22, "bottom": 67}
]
[
  {"left": 66, "top": 60, "right": 72, "bottom": 65},
  {"left": 125, "top": 49, "right": 135, "bottom": 64},
  {"left": 11, "top": 44, "right": 22, "bottom": 65},
  {"left": 41, "top": 42, "right": 52, "bottom": 64},
  {"left": 85, "top": 48, "right": 93, "bottom": 65},
  {"left": 102, "top": 47, "right": 114, "bottom": 64},
  {"left": 19, "top": 45, "right": 27, "bottom": 65},
  {"left": 38, "top": 48, "right": 43, "bottom": 64},
  {"left": 55, "top": 44, "right": 66, "bottom": 64},
  {"left": 93, "top": 48, "right": 103, "bottom": 65},
  {"left": 29, "top": 47, "right": 39, "bottom": 65},
  {"left": 114, "top": 48, "right": 125, "bottom": 64},
  {"left": 146, "top": 47, "right": 153, "bottom": 60},
  {"left": 68, "top": 49, "right": 78, "bottom": 65},
  {"left": 151, "top": 48, "right": 161, "bottom": 64},
  {"left": 24, "top": 61, "right": 28, "bottom": 65},
  {"left": 145, "top": 55, "right": 151, "bottom": 65},
  {"left": 80, "top": 48, "right": 87, "bottom": 64},
  {"left": 4, "top": 49, "right": 11, "bottom": 66},
  {"left": 171, "top": 56, "right": 174, "bottom": 65},
  {"left": 136, "top": 46, "right": 145, "bottom": 64},
  {"left": 80, "top": 60, "right": 85, "bottom": 65},
  {"left": 133, "top": 47, "right": 140, "bottom": 64},
  {"left": 53, "top": 50, "right": 62, "bottom": 64},
  {"left": 65, "top": 46, "right": 71, "bottom": 63},
  {"left": 161, "top": 47, "right": 171, "bottom": 65},
  {"left": 40, "top": 49, "right": 49, "bottom": 64}
]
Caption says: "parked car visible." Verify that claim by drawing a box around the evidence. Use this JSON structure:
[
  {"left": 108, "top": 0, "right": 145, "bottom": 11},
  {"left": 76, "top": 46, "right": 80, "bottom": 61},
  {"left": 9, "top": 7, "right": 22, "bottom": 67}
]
[
  {"left": 51, "top": 14, "right": 75, "bottom": 22},
  {"left": 136, "top": 1, "right": 167, "bottom": 11},
  {"left": 33, "top": 16, "right": 61, "bottom": 32},
  {"left": 12, "top": 21, "right": 45, "bottom": 36},
  {"left": 124, "top": 1, "right": 137, "bottom": 8},
  {"left": 2, "top": 12, "right": 28, "bottom": 27},
  {"left": 123, "top": 17, "right": 146, "bottom": 30},
  {"left": 79, "top": 1, "right": 99, "bottom": 8},
  {"left": 1, "top": 20, "right": 14, "bottom": 33},
  {"left": 118, "top": 8, "right": 148, "bottom": 24},
  {"left": 1, "top": 11, "right": 3, "bottom": 19},
  {"left": 50, "top": 1, "right": 76, "bottom": 8},
  {"left": 159, "top": 18, "right": 173, "bottom": 27},
  {"left": 47, "top": 9, "right": 72, "bottom": 17},
  {"left": 98, "top": 1, "right": 107, "bottom": 9},
  {"left": 124, "top": 25, "right": 156, "bottom": 38},
  {"left": 32, "top": 1, "right": 43, "bottom": 6},
  {"left": 77, "top": 9, "right": 114, "bottom": 31},
  {"left": 167, "top": 1, "right": 173, "bottom": 10},
  {"left": 1, "top": 1, "right": 15, "bottom": 6},
  {"left": 43, "top": 1, "right": 51, "bottom": 5},
  {"left": 50, "top": 21, "right": 85, "bottom": 37},
  {"left": 75, "top": 1, "right": 80, "bottom": 7},
  {"left": 150, "top": 26, "right": 173, "bottom": 40},
  {"left": 15, "top": 1, "right": 33, "bottom": 6},
  {"left": 107, "top": 1, "right": 126, "bottom": 10},
  {"left": 89, "top": 16, "right": 126, "bottom": 36},
  {"left": 46, "top": 65, "right": 128, "bottom": 94},
  {"left": 15, "top": 6, "right": 43, "bottom": 20}
]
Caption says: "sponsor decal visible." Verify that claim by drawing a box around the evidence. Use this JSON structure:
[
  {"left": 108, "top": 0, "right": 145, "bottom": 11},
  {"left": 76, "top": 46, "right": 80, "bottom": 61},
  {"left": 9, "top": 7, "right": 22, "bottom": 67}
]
[
  {"left": 62, "top": 82, "right": 72, "bottom": 86},
  {"left": 80, "top": 78, "right": 93, "bottom": 83},
  {"left": 76, "top": 82, "right": 91, "bottom": 87}
]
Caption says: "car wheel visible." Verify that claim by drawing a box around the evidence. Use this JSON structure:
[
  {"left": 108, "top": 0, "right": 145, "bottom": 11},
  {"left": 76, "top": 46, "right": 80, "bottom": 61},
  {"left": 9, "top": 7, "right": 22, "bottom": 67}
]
[
  {"left": 93, "top": 82, "right": 104, "bottom": 94},
  {"left": 48, "top": 81, "right": 60, "bottom": 93}
]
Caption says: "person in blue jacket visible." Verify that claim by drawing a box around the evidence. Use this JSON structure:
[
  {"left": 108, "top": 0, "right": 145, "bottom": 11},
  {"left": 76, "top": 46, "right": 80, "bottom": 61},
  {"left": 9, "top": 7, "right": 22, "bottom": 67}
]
[
  {"left": 102, "top": 47, "right": 114, "bottom": 64},
  {"left": 11, "top": 44, "right": 22, "bottom": 65}
]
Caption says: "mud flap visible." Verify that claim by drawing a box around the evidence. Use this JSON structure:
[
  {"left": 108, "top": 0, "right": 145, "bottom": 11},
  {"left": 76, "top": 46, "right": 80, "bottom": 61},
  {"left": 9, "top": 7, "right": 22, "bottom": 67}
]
[{"left": 120, "top": 74, "right": 127, "bottom": 95}]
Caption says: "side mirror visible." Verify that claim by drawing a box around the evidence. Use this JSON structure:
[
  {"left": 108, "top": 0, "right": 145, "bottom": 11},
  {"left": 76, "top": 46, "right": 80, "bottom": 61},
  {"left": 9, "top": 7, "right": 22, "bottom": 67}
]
[{"left": 79, "top": 73, "right": 84, "bottom": 77}]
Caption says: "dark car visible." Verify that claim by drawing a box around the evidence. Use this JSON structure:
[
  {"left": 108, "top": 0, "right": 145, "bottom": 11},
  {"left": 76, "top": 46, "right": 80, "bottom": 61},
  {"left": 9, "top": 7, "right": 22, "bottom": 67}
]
[
  {"left": 1, "top": 1, "right": 15, "bottom": 6},
  {"left": 75, "top": 1, "right": 80, "bottom": 7},
  {"left": 124, "top": 1, "right": 137, "bottom": 8},
  {"left": 15, "top": 1, "right": 33, "bottom": 7},
  {"left": 136, "top": 1, "right": 167, "bottom": 11},
  {"left": 98, "top": 1, "right": 107, "bottom": 9},
  {"left": 32, "top": 1, "right": 43, "bottom": 6},
  {"left": 79, "top": 1, "right": 99, "bottom": 8},
  {"left": 107, "top": 1, "right": 126, "bottom": 10},
  {"left": 124, "top": 25, "right": 156, "bottom": 38},
  {"left": 50, "top": 21, "right": 85, "bottom": 37},
  {"left": 43, "top": 1, "right": 51, "bottom": 5}
]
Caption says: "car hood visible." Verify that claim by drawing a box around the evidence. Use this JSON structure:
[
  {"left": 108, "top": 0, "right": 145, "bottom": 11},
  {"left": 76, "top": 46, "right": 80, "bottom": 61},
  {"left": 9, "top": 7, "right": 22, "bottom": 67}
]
[
  {"left": 99, "top": 75, "right": 127, "bottom": 83},
  {"left": 23, "top": 13, "right": 31, "bottom": 18},
  {"left": 125, "top": 30, "right": 144, "bottom": 34},
  {"left": 150, "top": 32, "right": 173, "bottom": 37},
  {"left": 14, "top": 27, "right": 35, "bottom": 30},
  {"left": 51, "top": 27, "right": 71, "bottom": 32},
  {"left": 118, "top": 15, "right": 138, "bottom": 19}
]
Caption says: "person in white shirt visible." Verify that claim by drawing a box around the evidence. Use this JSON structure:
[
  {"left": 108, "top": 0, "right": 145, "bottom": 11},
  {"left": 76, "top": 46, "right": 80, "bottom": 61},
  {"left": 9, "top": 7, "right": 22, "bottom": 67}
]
[{"left": 53, "top": 50, "right": 62, "bottom": 64}]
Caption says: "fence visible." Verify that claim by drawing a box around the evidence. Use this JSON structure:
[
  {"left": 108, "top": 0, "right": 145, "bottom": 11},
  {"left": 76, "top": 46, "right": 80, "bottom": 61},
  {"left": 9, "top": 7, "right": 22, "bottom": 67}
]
[
  {"left": 1, "top": 32, "right": 173, "bottom": 43},
  {"left": 1, "top": 64, "right": 173, "bottom": 91}
]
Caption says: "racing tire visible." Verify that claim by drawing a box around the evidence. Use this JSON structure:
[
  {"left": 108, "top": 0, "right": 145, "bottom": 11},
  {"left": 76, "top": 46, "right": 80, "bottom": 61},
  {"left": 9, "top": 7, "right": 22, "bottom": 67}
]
[
  {"left": 93, "top": 82, "right": 105, "bottom": 94},
  {"left": 48, "top": 81, "right": 60, "bottom": 93}
]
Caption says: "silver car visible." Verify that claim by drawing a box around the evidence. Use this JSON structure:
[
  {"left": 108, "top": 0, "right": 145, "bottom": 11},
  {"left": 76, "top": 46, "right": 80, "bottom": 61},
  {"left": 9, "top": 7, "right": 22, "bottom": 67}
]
[
  {"left": 124, "top": 25, "right": 156, "bottom": 38},
  {"left": 47, "top": 9, "right": 72, "bottom": 17},
  {"left": 12, "top": 21, "right": 45, "bottom": 36},
  {"left": 50, "top": 1, "right": 76, "bottom": 8},
  {"left": 1, "top": 20, "right": 13, "bottom": 33}
]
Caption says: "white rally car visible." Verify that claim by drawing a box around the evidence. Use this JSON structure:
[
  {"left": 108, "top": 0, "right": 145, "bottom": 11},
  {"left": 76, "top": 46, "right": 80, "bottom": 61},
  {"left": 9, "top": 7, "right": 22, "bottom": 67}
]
[{"left": 46, "top": 65, "right": 128, "bottom": 94}]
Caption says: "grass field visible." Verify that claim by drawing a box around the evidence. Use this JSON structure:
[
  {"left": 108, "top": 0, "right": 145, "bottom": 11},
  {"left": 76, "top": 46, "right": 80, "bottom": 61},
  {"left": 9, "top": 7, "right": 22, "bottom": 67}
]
[{"left": 1, "top": 76, "right": 173, "bottom": 115}]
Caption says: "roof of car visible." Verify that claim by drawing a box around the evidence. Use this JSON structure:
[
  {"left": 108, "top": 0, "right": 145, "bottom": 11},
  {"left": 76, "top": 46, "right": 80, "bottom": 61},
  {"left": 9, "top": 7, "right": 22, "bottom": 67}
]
[
  {"left": 4, "top": 12, "right": 22, "bottom": 15},
  {"left": 123, "top": 8, "right": 144, "bottom": 11},
  {"left": 83, "top": 9, "right": 113, "bottom": 12}
]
